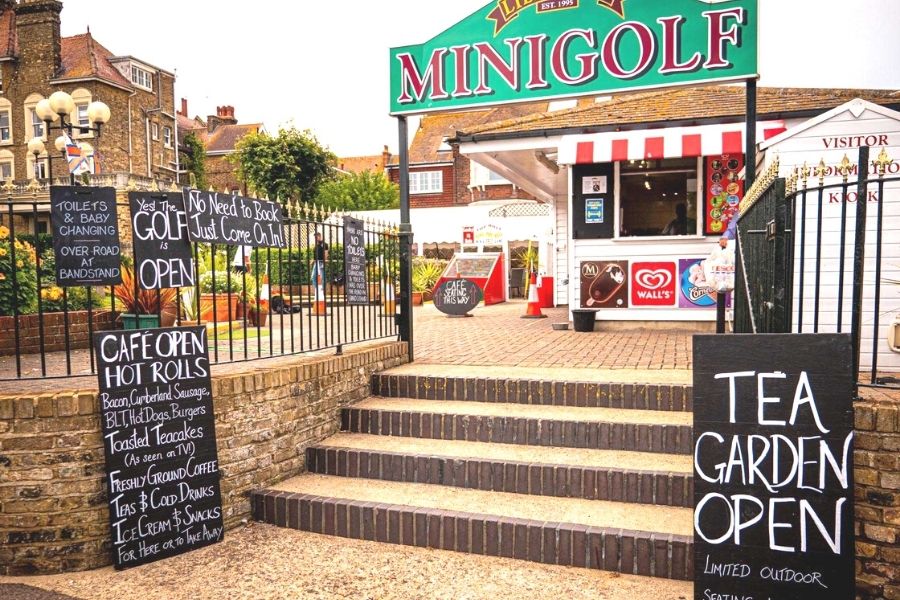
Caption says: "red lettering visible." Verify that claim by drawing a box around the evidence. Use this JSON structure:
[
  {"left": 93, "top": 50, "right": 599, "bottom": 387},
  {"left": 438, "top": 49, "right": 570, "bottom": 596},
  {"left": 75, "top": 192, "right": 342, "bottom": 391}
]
[
  {"left": 525, "top": 34, "right": 550, "bottom": 90},
  {"left": 550, "top": 29, "right": 598, "bottom": 85},
  {"left": 474, "top": 38, "right": 524, "bottom": 95},
  {"left": 396, "top": 50, "right": 449, "bottom": 104},
  {"left": 602, "top": 22, "right": 656, "bottom": 79},
  {"left": 450, "top": 46, "right": 473, "bottom": 98},
  {"left": 703, "top": 8, "right": 746, "bottom": 69},
  {"left": 658, "top": 16, "right": 703, "bottom": 74}
]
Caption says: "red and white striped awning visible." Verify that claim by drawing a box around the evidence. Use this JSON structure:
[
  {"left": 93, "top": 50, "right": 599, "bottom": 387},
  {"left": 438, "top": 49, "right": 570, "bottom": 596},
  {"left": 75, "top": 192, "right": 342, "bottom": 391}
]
[{"left": 559, "top": 121, "right": 787, "bottom": 165}]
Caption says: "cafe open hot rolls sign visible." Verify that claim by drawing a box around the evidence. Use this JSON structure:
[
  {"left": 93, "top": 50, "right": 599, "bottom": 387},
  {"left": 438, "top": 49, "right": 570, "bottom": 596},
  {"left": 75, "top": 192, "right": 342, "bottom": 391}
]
[{"left": 389, "top": 0, "right": 757, "bottom": 115}]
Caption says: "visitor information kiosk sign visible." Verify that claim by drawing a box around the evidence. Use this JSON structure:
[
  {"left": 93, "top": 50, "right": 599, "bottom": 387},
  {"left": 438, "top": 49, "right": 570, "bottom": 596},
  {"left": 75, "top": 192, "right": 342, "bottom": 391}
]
[
  {"left": 693, "top": 334, "right": 854, "bottom": 600},
  {"left": 390, "top": 0, "right": 758, "bottom": 115}
]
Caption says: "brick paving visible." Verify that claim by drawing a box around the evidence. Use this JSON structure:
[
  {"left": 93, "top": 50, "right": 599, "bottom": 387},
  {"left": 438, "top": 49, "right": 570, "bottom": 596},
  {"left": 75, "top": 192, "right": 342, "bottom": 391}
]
[{"left": 413, "top": 301, "right": 693, "bottom": 370}]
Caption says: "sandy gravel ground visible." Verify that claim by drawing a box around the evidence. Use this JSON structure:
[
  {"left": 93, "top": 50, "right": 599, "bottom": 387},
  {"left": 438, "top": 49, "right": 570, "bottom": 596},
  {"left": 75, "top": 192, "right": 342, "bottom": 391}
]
[{"left": 1, "top": 523, "right": 692, "bottom": 600}]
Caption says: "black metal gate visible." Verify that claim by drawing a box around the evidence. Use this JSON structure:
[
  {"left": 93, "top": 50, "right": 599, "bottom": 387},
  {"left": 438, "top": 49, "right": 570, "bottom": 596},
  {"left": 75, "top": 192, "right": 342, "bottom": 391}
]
[
  {"left": 734, "top": 172, "right": 792, "bottom": 334},
  {"left": 734, "top": 148, "right": 900, "bottom": 391}
]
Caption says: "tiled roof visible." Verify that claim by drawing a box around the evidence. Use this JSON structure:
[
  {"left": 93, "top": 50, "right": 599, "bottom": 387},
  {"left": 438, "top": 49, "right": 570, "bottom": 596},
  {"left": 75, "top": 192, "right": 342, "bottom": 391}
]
[
  {"left": 177, "top": 114, "right": 207, "bottom": 144},
  {"left": 390, "top": 101, "right": 549, "bottom": 165},
  {"left": 339, "top": 155, "right": 387, "bottom": 174},
  {"left": 458, "top": 86, "right": 900, "bottom": 139},
  {"left": 206, "top": 123, "right": 261, "bottom": 154},
  {"left": 0, "top": 8, "right": 16, "bottom": 58},
  {"left": 59, "top": 32, "right": 132, "bottom": 88}
]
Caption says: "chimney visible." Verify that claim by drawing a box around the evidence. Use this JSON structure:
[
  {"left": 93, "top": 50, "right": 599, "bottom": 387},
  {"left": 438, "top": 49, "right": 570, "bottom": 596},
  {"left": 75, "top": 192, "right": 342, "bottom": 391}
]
[
  {"left": 381, "top": 145, "right": 392, "bottom": 172},
  {"left": 15, "top": 0, "right": 64, "bottom": 81},
  {"left": 208, "top": 105, "right": 237, "bottom": 133},
  {"left": 179, "top": 98, "right": 188, "bottom": 117}
]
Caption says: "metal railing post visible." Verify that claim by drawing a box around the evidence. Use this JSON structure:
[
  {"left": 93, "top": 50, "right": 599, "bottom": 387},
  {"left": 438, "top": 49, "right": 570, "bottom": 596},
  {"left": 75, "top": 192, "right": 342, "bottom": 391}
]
[
  {"left": 397, "top": 116, "right": 414, "bottom": 359},
  {"left": 850, "top": 146, "right": 870, "bottom": 393}
]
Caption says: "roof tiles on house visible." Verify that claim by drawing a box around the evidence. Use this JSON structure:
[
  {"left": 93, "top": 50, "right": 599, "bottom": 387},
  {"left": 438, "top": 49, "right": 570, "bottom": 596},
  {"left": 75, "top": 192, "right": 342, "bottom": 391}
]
[
  {"left": 457, "top": 86, "right": 900, "bottom": 139},
  {"left": 206, "top": 123, "right": 261, "bottom": 153},
  {"left": 59, "top": 32, "right": 132, "bottom": 88},
  {"left": 390, "top": 101, "right": 550, "bottom": 165}
]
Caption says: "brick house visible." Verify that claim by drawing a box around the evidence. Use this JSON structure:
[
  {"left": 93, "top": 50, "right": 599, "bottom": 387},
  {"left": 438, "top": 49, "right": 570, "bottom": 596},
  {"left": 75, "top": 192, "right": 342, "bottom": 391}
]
[
  {"left": 0, "top": 0, "right": 177, "bottom": 185},
  {"left": 337, "top": 146, "right": 392, "bottom": 175},
  {"left": 176, "top": 100, "right": 261, "bottom": 195},
  {"left": 0, "top": 0, "right": 179, "bottom": 236},
  {"left": 386, "top": 102, "right": 549, "bottom": 209}
]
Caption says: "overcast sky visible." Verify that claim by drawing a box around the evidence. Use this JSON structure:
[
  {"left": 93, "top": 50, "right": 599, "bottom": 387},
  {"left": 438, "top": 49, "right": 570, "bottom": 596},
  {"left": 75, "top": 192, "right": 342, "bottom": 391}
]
[{"left": 59, "top": 0, "right": 900, "bottom": 157}]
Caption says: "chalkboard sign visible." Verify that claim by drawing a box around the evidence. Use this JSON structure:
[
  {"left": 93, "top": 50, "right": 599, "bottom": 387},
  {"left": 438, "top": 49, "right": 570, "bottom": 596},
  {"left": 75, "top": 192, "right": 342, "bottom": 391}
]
[
  {"left": 343, "top": 216, "right": 368, "bottom": 305},
  {"left": 693, "top": 334, "right": 854, "bottom": 600},
  {"left": 129, "top": 192, "right": 195, "bottom": 290},
  {"left": 50, "top": 186, "right": 122, "bottom": 287},
  {"left": 447, "top": 255, "right": 498, "bottom": 279},
  {"left": 94, "top": 327, "right": 224, "bottom": 569},
  {"left": 183, "top": 188, "right": 286, "bottom": 248},
  {"left": 434, "top": 278, "right": 483, "bottom": 316}
]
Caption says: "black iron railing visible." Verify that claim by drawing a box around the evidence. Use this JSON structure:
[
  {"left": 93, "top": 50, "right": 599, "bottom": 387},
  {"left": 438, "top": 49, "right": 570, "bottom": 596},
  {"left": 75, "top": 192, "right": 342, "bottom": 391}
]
[
  {"left": 0, "top": 194, "right": 401, "bottom": 381},
  {"left": 736, "top": 147, "right": 900, "bottom": 390}
]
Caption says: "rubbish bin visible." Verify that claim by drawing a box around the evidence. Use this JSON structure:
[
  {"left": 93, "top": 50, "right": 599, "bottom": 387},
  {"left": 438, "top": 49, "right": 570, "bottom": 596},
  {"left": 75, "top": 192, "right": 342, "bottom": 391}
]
[{"left": 571, "top": 309, "right": 598, "bottom": 332}]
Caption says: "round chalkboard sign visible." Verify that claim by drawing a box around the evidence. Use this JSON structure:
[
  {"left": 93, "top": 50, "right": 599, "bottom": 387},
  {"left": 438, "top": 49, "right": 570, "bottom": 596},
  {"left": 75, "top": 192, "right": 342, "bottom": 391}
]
[{"left": 433, "top": 278, "right": 483, "bottom": 316}]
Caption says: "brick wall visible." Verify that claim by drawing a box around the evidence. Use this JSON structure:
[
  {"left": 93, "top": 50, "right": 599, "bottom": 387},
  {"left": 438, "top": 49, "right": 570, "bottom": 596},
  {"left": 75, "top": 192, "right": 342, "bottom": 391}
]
[
  {"left": 0, "top": 310, "right": 116, "bottom": 356},
  {"left": 854, "top": 400, "right": 900, "bottom": 599},
  {"left": 0, "top": 341, "right": 409, "bottom": 575},
  {"left": 207, "top": 154, "right": 244, "bottom": 194}
]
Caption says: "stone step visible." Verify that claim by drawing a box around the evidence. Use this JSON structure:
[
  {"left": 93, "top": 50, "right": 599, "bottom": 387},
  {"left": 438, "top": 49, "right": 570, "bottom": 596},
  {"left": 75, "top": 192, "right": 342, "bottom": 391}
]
[
  {"left": 307, "top": 434, "right": 693, "bottom": 507},
  {"left": 253, "top": 474, "right": 693, "bottom": 580},
  {"left": 372, "top": 371, "right": 692, "bottom": 412},
  {"left": 341, "top": 398, "right": 693, "bottom": 455}
]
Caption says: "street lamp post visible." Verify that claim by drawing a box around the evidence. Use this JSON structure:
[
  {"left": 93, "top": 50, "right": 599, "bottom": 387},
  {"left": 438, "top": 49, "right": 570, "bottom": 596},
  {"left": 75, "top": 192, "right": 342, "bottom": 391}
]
[{"left": 29, "top": 91, "right": 110, "bottom": 185}]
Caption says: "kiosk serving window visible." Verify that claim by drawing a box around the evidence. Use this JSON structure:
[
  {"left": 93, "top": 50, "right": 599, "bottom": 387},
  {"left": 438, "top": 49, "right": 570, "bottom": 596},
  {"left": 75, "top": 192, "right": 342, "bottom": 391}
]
[{"left": 619, "top": 158, "right": 699, "bottom": 237}]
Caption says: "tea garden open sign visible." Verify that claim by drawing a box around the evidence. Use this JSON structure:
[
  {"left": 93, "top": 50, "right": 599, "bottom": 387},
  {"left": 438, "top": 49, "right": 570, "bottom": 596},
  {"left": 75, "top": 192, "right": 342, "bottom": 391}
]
[{"left": 390, "top": 0, "right": 758, "bottom": 115}]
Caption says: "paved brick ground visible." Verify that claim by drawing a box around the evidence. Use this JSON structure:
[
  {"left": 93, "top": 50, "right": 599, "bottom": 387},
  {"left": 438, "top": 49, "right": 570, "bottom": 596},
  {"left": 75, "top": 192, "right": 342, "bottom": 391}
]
[{"left": 413, "top": 301, "right": 694, "bottom": 370}]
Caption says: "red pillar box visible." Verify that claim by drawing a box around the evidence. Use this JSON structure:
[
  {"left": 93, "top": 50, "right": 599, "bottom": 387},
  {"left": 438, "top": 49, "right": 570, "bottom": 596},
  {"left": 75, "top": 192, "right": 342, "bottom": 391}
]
[{"left": 537, "top": 276, "right": 554, "bottom": 308}]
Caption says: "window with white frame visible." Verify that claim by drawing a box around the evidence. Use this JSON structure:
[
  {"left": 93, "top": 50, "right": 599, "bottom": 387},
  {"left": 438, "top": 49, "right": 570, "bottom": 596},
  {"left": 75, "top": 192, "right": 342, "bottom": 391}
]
[
  {"left": 30, "top": 108, "right": 44, "bottom": 138},
  {"left": 28, "top": 155, "right": 48, "bottom": 180},
  {"left": 131, "top": 64, "right": 153, "bottom": 90},
  {"left": 163, "top": 126, "right": 172, "bottom": 148},
  {"left": 0, "top": 160, "right": 12, "bottom": 180},
  {"left": 75, "top": 104, "right": 89, "bottom": 129},
  {"left": 0, "top": 107, "right": 10, "bottom": 143},
  {"left": 151, "top": 122, "right": 159, "bottom": 140},
  {"left": 70, "top": 88, "right": 93, "bottom": 138},
  {"left": 409, "top": 170, "right": 443, "bottom": 194}
]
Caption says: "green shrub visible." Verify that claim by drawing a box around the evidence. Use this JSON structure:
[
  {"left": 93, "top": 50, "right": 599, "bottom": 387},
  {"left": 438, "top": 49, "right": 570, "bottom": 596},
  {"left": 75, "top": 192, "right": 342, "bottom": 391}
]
[{"left": 0, "top": 227, "right": 38, "bottom": 316}]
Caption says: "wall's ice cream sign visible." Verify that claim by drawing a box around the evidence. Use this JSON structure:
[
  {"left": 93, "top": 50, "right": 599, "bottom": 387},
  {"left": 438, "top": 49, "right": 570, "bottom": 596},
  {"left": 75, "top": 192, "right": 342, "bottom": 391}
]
[{"left": 390, "top": 0, "right": 758, "bottom": 115}]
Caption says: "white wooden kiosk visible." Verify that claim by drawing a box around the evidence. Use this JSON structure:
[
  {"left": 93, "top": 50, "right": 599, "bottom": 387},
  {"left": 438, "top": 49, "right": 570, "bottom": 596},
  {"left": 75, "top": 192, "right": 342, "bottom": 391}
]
[{"left": 759, "top": 98, "right": 900, "bottom": 372}]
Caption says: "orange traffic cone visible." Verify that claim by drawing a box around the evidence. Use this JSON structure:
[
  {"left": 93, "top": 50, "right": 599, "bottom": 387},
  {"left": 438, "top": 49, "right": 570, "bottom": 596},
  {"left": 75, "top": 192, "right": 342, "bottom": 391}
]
[
  {"left": 312, "top": 269, "right": 327, "bottom": 315},
  {"left": 521, "top": 271, "right": 547, "bottom": 319}
]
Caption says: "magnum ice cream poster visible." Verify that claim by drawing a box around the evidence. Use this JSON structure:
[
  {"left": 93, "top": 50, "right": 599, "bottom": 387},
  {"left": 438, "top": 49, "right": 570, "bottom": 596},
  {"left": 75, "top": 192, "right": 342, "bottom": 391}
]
[{"left": 580, "top": 261, "right": 628, "bottom": 309}]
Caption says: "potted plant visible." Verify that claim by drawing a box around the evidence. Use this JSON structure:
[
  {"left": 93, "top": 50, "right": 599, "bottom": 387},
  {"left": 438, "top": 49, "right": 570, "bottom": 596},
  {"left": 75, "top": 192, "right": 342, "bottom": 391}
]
[
  {"left": 113, "top": 267, "right": 178, "bottom": 329},
  {"left": 247, "top": 298, "right": 269, "bottom": 327},
  {"left": 198, "top": 271, "right": 254, "bottom": 323},
  {"left": 411, "top": 258, "right": 445, "bottom": 305},
  {"left": 179, "top": 288, "right": 214, "bottom": 327}
]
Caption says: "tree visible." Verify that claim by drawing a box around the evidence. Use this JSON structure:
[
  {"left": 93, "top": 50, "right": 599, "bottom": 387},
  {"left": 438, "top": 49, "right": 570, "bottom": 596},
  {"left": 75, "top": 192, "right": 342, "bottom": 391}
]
[
  {"left": 181, "top": 132, "right": 208, "bottom": 190},
  {"left": 316, "top": 170, "right": 400, "bottom": 211},
  {"left": 230, "top": 128, "right": 336, "bottom": 203}
]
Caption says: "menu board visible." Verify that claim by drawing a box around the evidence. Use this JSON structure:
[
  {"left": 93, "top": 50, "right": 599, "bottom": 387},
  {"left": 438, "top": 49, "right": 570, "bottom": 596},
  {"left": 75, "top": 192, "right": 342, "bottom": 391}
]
[
  {"left": 705, "top": 154, "right": 744, "bottom": 235},
  {"left": 579, "top": 261, "right": 628, "bottom": 308},
  {"left": 94, "top": 327, "right": 223, "bottom": 569},
  {"left": 693, "top": 334, "right": 854, "bottom": 600},
  {"left": 50, "top": 186, "right": 122, "bottom": 287},
  {"left": 129, "top": 192, "right": 195, "bottom": 290},
  {"left": 343, "top": 216, "right": 368, "bottom": 305},
  {"left": 183, "top": 189, "right": 286, "bottom": 248},
  {"left": 446, "top": 255, "right": 499, "bottom": 279}
]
